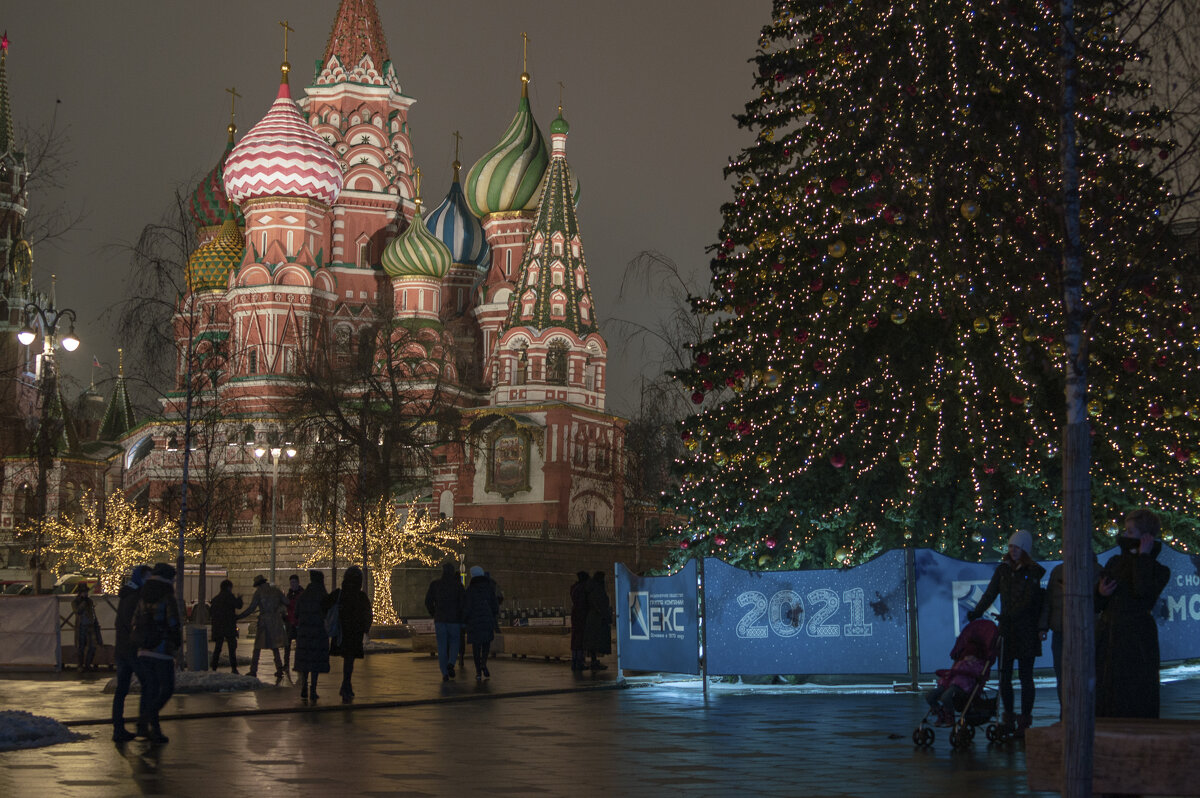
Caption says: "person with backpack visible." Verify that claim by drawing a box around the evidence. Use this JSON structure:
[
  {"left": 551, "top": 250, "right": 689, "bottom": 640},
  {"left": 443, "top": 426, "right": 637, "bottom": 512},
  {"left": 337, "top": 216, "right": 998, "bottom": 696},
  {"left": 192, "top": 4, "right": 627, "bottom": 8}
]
[
  {"left": 112, "top": 564, "right": 151, "bottom": 743},
  {"left": 71, "top": 583, "right": 103, "bottom": 674},
  {"left": 133, "top": 563, "right": 182, "bottom": 744},
  {"left": 425, "top": 560, "right": 466, "bottom": 681},
  {"left": 967, "top": 529, "right": 1046, "bottom": 739},
  {"left": 294, "top": 570, "right": 330, "bottom": 702},
  {"left": 584, "top": 571, "right": 612, "bottom": 671},
  {"left": 237, "top": 575, "right": 288, "bottom": 682},
  {"left": 208, "top": 579, "right": 243, "bottom": 672},
  {"left": 325, "top": 566, "right": 371, "bottom": 702}
]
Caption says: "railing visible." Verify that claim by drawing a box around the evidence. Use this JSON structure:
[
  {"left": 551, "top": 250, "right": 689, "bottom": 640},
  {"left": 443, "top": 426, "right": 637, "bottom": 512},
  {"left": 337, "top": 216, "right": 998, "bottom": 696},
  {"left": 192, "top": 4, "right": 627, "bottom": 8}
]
[{"left": 452, "top": 516, "right": 636, "bottom": 544}]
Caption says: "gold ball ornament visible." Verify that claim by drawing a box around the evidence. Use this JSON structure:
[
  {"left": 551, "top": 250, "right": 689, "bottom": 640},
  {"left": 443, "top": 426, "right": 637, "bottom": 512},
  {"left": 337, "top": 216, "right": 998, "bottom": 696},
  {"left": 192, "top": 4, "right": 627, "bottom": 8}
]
[
  {"left": 961, "top": 200, "right": 981, "bottom": 220},
  {"left": 898, "top": 451, "right": 915, "bottom": 468},
  {"left": 764, "top": 369, "right": 781, "bottom": 388},
  {"left": 1169, "top": 405, "right": 1183, "bottom": 419},
  {"left": 815, "top": 399, "right": 831, "bottom": 415},
  {"left": 834, "top": 547, "right": 850, "bottom": 563},
  {"left": 1087, "top": 399, "right": 1103, "bottom": 416},
  {"left": 1188, "top": 404, "right": 1200, "bottom": 419},
  {"left": 756, "top": 453, "right": 773, "bottom": 468},
  {"left": 1132, "top": 441, "right": 1149, "bottom": 457},
  {"left": 1049, "top": 342, "right": 1066, "bottom": 358},
  {"left": 828, "top": 240, "right": 847, "bottom": 258},
  {"left": 757, "top": 554, "right": 772, "bottom": 567},
  {"left": 890, "top": 308, "right": 908, "bottom": 325},
  {"left": 800, "top": 100, "right": 817, "bottom": 114},
  {"left": 822, "top": 290, "right": 839, "bottom": 307},
  {"left": 713, "top": 451, "right": 727, "bottom": 466},
  {"left": 973, "top": 317, "right": 990, "bottom": 333},
  {"left": 925, "top": 396, "right": 942, "bottom": 412},
  {"left": 685, "top": 438, "right": 700, "bottom": 451},
  {"left": 836, "top": 51, "right": 851, "bottom": 66}
]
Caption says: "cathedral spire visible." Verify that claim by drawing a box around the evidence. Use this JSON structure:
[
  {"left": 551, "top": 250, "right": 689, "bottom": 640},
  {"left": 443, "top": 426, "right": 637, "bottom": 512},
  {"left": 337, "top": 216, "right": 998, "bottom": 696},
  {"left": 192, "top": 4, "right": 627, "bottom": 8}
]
[
  {"left": 98, "top": 348, "right": 137, "bottom": 442},
  {"left": 322, "top": 0, "right": 390, "bottom": 74},
  {"left": 1, "top": 32, "right": 15, "bottom": 155}
]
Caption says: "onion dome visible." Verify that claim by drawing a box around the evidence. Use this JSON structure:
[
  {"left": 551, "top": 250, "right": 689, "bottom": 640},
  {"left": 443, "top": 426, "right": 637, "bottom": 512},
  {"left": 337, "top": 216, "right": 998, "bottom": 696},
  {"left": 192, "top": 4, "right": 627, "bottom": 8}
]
[
  {"left": 464, "top": 84, "right": 548, "bottom": 217},
  {"left": 189, "top": 124, "right": 245, "bottom": 231},
  {"left": 186, "top": 209, "right": 244, "bottom": 292},
  {"left": 223, "top": 81, "right": 343, "bottom": 206},
  {"left": 426, "top": 160, "right": 489, "bottom": 271},
  {"left": 382, "top": 207, "right": 452, "bottom": 279}
]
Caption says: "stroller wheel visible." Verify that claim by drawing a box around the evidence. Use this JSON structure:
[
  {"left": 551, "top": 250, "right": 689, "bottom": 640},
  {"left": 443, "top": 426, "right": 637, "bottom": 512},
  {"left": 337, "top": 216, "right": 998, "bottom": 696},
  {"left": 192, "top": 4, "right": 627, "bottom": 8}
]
[
  {"left": 985, "top": 723, "right": 1000, "bottom": 742},
  {"left": 949, "top": 727, "right": 968, "bottom": 749},
  {"left": 913, "top": 727, "right": 934, "bottom": 747},
  {"left": 965, "top": 724, "right": 976, "bottom": 741}
]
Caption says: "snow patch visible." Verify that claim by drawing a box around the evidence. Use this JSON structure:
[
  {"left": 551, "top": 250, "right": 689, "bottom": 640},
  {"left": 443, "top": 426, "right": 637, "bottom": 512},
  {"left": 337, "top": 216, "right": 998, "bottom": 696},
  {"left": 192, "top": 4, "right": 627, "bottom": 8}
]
[
  {"left": 0, "top": 711, "right": 86, "bottom": 752},
  {"left": 102, "top": 670, "right": 265, "bottom": 694}
]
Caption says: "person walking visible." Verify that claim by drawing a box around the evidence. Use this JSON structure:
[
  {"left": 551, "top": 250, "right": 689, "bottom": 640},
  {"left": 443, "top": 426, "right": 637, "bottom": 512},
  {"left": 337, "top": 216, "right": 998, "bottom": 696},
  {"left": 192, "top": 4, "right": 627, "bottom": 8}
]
[
  {"left": 294, "top": 570, "right": 330, "bottom": 702},
  {"left": 569, "top": 571, "right": 590, "bottom": 671},
  {"left": 283, "top": 574, "right": 303, "bottom": 674},
  {"left": 238, "top": 575, "right": 288, "bottom": 682},
  {"left": 967, "top": 529, "right": 1045, "bottom": 738},
  {"left": 132, "top": 563, "right": 182, "bottom": 744},
  {"left": 326, "top": 565, "right": 371, "bottom": 702},
  {"left": 1096, "top": 508, "right": 1172, "bottom": 718},
  {"left": 208, "top": 579, "right": 243, "bottom": 672},
  {"left": 584, "top": 571, "right": 612, "bottom": 671},
  {"left": 425, "top": 560, "right": 466, "bottom": 681},
  {"left": 112, "top": 564, "right": 151, "bottom": 743},
  {"left": 72, "top": 583, "right": 103, "bottom": 674},
  {"left": 463, "top": 566, "right": 499, "bottom": 681}
]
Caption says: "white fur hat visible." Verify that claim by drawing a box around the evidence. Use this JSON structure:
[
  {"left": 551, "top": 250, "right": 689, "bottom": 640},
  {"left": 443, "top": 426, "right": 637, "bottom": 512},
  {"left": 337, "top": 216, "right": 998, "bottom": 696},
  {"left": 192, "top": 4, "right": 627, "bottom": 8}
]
[{"left": 1009, "top": 529, "right": 1033, "bottom": 557}]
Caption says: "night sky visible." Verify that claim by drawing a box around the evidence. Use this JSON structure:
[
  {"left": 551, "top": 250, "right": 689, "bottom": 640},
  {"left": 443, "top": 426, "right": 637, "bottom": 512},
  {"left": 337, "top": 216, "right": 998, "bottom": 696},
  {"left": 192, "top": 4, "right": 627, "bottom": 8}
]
[{"left": 2, "top": 1, "right": 765, "bottom": 415}]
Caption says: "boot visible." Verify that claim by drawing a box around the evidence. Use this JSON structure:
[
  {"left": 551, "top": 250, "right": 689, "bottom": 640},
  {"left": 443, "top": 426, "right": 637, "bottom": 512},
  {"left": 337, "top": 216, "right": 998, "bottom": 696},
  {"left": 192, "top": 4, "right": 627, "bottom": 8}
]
[
  {"left": 283, "top": 645, "right": 291, "bottom": 673},
  {"left": 249, "top": 649, "right": 261, "bottom": 678},
  {"left": 210, "top": 653, "right": 220, "bottom": 672},
  {"left": 1014, "top": 714, "right": 1032, "bottom": 740}
]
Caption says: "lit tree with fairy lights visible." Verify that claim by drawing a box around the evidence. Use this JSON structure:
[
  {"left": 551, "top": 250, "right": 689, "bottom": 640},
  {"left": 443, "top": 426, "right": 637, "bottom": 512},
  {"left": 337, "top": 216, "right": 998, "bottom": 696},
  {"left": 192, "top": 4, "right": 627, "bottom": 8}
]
[
  {"left": 302, "top": 499, "right": 467, "bottom": 624},
  {"left": 31, "top": 490, "right": 181, "bottom": 593},
  {"left": 669, "top": 0, "right": 1200, "bottom": 569}
]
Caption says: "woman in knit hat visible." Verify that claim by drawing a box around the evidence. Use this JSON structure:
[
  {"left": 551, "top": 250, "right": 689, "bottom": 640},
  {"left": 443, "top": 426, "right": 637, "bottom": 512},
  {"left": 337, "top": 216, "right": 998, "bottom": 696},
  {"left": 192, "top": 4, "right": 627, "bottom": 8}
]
[{"left": 967, "top": 529, "right": 1045, "bottom": 738}]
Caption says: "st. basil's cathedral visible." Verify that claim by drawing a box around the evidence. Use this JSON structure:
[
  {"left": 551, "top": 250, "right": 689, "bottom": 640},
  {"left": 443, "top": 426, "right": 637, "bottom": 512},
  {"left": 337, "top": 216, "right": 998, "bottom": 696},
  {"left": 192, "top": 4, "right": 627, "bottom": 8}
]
[{"left": 0, "top": 1, "right": 642, "bottom": 599}]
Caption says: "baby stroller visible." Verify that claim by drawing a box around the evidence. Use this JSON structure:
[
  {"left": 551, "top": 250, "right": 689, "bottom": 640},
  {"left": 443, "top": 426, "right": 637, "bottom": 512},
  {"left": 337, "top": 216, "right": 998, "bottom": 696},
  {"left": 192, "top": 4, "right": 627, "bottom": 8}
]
[{"left": 913, "top": 618, "right": 1003, "bottom": 749}]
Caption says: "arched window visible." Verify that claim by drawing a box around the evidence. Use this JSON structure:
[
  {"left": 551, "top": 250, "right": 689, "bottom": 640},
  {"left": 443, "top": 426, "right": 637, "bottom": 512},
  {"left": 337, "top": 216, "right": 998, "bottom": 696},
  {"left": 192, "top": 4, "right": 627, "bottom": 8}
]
[
  {"left": 248, "top": 349, "right": 258, "bottom": 375},
  {"left": 546, "top": 341, "right": 569, "bottom": 386}
]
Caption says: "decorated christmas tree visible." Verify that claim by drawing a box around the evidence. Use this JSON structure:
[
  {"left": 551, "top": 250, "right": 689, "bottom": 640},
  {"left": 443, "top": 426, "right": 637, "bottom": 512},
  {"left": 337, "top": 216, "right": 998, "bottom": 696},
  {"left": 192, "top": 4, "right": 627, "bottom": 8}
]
[{"left": 669, "top": 0, "right": 1199, "bottom": 569}]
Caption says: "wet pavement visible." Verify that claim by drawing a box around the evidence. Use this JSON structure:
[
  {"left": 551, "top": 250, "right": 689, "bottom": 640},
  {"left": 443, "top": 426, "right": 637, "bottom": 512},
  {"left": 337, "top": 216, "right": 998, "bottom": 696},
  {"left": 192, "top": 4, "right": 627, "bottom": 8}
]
[{"left": 2, "top": 652, "right": 1199, "bottom": 797}]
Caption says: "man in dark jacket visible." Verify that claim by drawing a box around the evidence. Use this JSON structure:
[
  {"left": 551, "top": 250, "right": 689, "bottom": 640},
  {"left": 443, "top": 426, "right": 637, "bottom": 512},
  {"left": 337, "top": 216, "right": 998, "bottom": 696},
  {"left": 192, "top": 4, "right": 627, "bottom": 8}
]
[
  {"left": 425, "top": 560, "right": 466, "bottom": 680},
  {"left": 111, "top": 564, "right": 151, "bottom": 743},
  {"left": 209, "top": 579, "right": 243, "bottom": 672},
  {"left": 1039, "top": 554, "right": 1100, "bottom": 716},
  {"left": 1096, "top": 509, "right": 1171, "bottom": 718},
  {"left": 133, "top": 562, "right": 182, "bottom": 744}
]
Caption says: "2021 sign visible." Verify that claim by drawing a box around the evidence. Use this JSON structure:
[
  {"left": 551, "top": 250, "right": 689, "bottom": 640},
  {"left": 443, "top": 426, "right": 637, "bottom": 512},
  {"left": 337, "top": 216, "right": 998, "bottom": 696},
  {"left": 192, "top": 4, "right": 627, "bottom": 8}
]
[{"left": 734, "top": 587, "right": 873, "bottom": 639}]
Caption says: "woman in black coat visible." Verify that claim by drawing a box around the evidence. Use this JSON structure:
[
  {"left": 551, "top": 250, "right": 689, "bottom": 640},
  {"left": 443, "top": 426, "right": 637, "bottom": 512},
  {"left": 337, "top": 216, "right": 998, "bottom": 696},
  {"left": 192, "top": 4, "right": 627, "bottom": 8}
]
[
  {"left": 325, "top": 566, "right": 372, "bottom": 703},
  {"left": 967, "top": 530, "right": 1045, "bottom": 737},
  {"left": 1096, "top": 509, "right": 1171, "bottom": 718},
  {"left": 463, "top": 566, "right": 500, "bottom": 681},
  {"left": 569, "top": 572, "right": 589, "bottom": 671},
  {"left": 294, "top": 571, "right": 330, "bottom": 702},
  {"left": 583, "top": 571, "right": 611, "bottom": 670}
]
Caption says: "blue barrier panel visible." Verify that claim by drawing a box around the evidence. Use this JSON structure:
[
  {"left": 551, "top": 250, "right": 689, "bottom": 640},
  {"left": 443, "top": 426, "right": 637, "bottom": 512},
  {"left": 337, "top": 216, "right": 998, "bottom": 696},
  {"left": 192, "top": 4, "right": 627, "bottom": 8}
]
[
  {"left": 616, "top": 560, "right": 699, "bottom": 675},
  {"left": 704, "top": 550, "right": 909, "bottom": 676},
  {"left": 914, "top": 549, "right": 1059, "bottom": 673},
  {"left": 1112, "top": 545, "right": 1200, "bottom": 662}
]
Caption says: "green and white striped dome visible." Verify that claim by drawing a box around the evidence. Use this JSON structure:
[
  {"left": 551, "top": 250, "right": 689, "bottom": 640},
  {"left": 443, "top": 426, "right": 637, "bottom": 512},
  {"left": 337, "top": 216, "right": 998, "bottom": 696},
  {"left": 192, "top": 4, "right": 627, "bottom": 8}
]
[
  {"left": 464, "top": 94, "right": 549, "bottom": 217},
  {"left": 381, "top": 208, "right": 452, "bottom": 279}
]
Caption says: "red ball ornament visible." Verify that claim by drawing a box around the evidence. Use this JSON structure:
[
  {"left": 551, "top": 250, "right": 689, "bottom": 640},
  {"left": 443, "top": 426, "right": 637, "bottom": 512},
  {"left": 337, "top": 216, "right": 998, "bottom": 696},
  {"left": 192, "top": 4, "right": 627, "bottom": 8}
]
[
  {"left": 882, "top": 208, "right": 896, "bottom": 224},
  {"left": 681, "top": 431, "right": 692, "bottom": 441},
  {"left": 772, "top": 328, "right": 782, "bottom": 339},
  {"left": 765, "top": 536, "right": 777, "bottom": 550},
  {"left": 1123, "top": 358, "right": 1139, "bottom": 373},
  {"left": 893, "top": 273, "right": 909, "bottom": 288},
  {"left": 984, "top": 465, "right": 996, "bottom": 475},
  {"left": 830, "top": 176, "right": 849, "bottom": 195},
  {"left": 714, "top": 535, "right": 727, "bottom": 546},
  {"left": 1009, "top": 394, "right": 1025, "bottom": 405},
  {"left": 680, "top": 540, "right": 690, "bottom": 550},
  {"left": 795, "top": 330, "right": 809, "bottom": 344},
  {"left": 809, "top": 278, "right": 823, "bottom": 292},
  {"left": 773, "top": 262, "right": 786, "bottom": 273},
  {"left": 691, "top": 391, "right": 705, "bottom": 404},
  {"left": 829, "top": 452, "right": 846, "bottom": 468},
  {"left": 1160, "top": 150, "right": 1169, "bottom": 160},
  {"left": 812, "top": 32, "right": 825, "bottom": 44},
  {"left": 1150, "top": 403, "right": 1165, "bottom": 418},
  {"left": 870, "top": 171, "right": 882, "bottom": 183},
  {"left": 738, "top": 421, "right": 752, "bottom": 434},
  {"left": 1000, "top": 313, "right": 1017, "bottom": 328},
  {"left": 734, "top": 369, "right": 745, "bottom": 380},
  {"left": 866, "top": 316, "right": 879, "bottom": 329},
  {"left": 1129, "top": 139, "right": 1142, "bottom": 151},
  {"left": 1176, "top": 448, "right": 1190, "bottom": 463},
  {"left": 813, "top": 358, "right": 828, "bottom": 373},
  {"left": 854, "top": 399, "right": 870, "bottom": 413},
  {"left": 696, "top": 352, "right": 710, "bottom": 367},
  {"left": 702, "top": 380, "right": 714, "bottom": 391}
]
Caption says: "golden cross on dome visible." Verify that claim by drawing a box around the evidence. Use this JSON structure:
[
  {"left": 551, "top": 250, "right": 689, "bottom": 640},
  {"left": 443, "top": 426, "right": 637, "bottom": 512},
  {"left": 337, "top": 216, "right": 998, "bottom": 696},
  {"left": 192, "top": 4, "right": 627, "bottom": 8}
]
[
  {"left": 414, "top": 166, "right": 423, "bottom": 209},
  {"left": 452, "top": 131, "right": 463, "bottom": 181},
  {"left": 225, "top": 86, "right": 241, "bottom": 137},
  {"left": 118, "top": 348, "right": 124, "bottom": 377},
  {"left": 558, "top": 81, "right": 565, "bottom": 112},
  {"left": 279, "top": 20, "right": 295, "bottom": 82},
  {"left": 520, "top": 32, "right": 530, "bottom": 97}
]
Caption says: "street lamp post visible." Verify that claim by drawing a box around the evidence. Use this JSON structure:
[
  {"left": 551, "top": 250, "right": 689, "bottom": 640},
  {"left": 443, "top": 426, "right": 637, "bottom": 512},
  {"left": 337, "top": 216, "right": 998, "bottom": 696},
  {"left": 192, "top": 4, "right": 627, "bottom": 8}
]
[
  {"left": 16, "top": 275, "right": 79, "bottom": 594},
  {"left": 254, "top": 437, "right": 296, "bottom": 583}
]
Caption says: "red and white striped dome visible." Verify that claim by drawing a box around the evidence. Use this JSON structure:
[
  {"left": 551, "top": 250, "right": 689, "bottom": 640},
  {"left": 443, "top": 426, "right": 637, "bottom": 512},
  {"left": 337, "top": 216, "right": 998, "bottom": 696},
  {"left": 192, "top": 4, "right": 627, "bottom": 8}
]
[{"left": 223, "top": 84, "right": 343, "bottom": 206}]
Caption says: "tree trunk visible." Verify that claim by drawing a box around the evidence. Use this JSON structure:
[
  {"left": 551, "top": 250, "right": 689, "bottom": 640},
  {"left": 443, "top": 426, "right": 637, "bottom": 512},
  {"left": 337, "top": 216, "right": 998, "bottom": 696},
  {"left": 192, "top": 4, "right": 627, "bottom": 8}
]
[{"left": 1060, "top": 1, "right": 1095, "bottom": 795}]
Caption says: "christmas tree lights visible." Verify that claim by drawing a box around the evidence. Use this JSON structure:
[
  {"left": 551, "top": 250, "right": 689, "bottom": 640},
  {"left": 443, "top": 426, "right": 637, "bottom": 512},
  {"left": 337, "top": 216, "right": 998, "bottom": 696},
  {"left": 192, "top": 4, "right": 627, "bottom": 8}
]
[{"left": 669, "top": 0, "right": 1198, "bottom": 570}]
